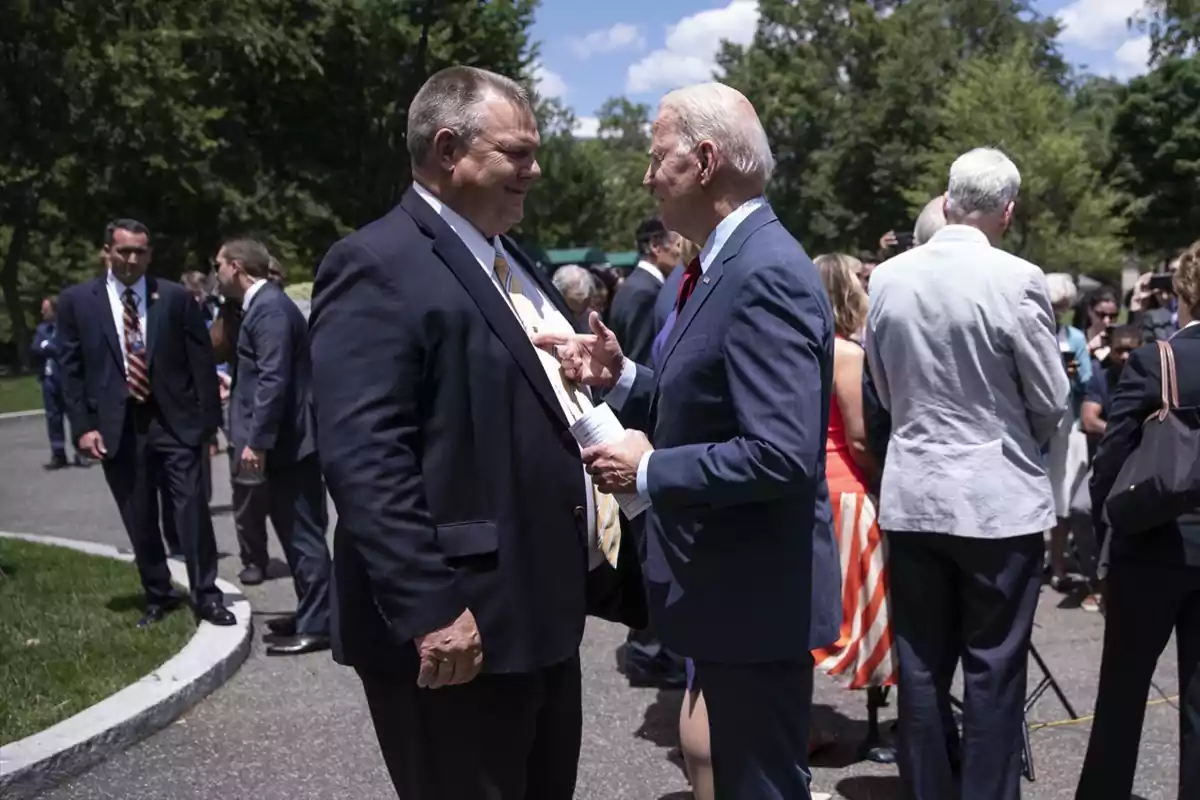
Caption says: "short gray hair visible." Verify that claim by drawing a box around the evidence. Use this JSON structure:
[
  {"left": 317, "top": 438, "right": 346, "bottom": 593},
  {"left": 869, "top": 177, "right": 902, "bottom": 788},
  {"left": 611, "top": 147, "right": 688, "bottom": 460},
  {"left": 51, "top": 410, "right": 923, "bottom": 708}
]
[
  {"left": 913, "top": 196, "right": 947, "bottom": 245},
  {"left": 1045, "top": 273, "right": 1078, "bottom": 308},
  {"left": 660, "top": 82, "right": 775, "bottom": 185},
  {"left": 552, "top": 265, "right": 599, "bottom": 309},
  {"left": 944, "top": 147, "right": 1021, "bottom": 222},
  {"left": 407, "top": 66, "right": 532, "bottom": 166}
]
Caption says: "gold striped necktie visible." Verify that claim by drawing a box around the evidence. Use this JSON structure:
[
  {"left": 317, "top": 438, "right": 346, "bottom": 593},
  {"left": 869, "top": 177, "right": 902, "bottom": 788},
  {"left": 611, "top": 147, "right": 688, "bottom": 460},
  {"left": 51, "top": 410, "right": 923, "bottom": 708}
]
[{"left": 123, "top": 289, "right": 150, "bottom": 402}]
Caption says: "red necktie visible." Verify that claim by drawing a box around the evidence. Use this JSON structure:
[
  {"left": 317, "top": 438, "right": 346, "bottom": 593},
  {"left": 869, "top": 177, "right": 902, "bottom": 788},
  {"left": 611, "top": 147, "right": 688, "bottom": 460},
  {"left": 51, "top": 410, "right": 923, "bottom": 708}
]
[{"left": 676, "top": 256, "right": 702, "bottom": 313}]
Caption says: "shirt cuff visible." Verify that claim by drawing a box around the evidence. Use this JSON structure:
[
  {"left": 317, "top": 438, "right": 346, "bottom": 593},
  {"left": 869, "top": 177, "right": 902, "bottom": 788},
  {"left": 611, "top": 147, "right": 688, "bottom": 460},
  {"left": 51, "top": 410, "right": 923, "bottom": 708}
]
[
  {"left": 636, "top": 450, "right": 652, "bottom": 500},
  {"left": 603, "top": 358, "right": 639, "bottom": 412}
]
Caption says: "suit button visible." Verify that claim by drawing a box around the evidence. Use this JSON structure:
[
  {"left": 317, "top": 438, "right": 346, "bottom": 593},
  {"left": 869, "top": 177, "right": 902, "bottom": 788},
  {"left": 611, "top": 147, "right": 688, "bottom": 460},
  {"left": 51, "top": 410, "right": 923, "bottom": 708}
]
[{"left": 573, "top": 505, "right": 586, "bottom": 524}]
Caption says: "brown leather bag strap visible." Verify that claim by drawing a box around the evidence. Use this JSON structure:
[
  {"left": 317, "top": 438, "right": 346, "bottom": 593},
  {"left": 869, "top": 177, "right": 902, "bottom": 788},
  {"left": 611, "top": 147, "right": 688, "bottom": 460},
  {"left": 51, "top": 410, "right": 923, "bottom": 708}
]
[{"left": 1157, "top": 339, "right": 1179, "bottom": 420}]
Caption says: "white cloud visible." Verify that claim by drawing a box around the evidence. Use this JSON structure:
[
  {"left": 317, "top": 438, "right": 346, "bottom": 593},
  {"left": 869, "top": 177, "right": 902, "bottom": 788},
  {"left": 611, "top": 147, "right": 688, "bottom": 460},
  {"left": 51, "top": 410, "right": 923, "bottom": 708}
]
[
  {"left": 569, "top": 23, "right": 646, "bottom": 59},
  {"left": 533, "top": 63, "right": 567, "bottom": 99},
  {"left": 1111, "top": 34, "right": 1151, "bottom": 78},
  {"left": 626, "top": 0, "right": 760, "bottom": 94},
  {"left": 1057, "top": 0, "right": 1145, "bottom": 47},
  {"left": 573, "top": 116, "right": 601, "bottom": 138}
]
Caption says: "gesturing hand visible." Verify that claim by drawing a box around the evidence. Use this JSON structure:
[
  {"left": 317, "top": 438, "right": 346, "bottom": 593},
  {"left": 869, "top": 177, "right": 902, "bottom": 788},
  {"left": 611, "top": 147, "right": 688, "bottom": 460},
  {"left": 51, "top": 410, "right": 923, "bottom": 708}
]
[
  {"left": 530, "top": 312, "right": 626, "bottom": 389},
  {"left": 414, "top": 608, "right": 483, "bottom": 689}
]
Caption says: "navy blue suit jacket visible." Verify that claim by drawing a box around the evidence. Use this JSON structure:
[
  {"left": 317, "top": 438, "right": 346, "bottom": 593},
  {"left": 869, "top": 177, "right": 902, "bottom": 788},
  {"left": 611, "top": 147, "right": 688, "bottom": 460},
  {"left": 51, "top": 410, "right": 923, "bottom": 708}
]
[
  {"left": 309, "top": 187, "right": 646, "bottom": 676},
  {"left": 616, "top": 204, "right": 841, "bottom": 663},
  {"left": 31, "top": 321, "right": 61, "bottom": 383},
  {"left": 57, "top": 276, "right": 220, "bottom": 451},
  {"left": 230, "top": 282, "right": 317, "bottom": 468}
]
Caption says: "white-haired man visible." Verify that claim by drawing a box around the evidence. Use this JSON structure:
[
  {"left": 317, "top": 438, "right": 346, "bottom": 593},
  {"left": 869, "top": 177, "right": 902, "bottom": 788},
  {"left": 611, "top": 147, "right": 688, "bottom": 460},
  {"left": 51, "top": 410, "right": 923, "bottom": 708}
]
[
  {"left": 865, "top": 148, "right": 1069, "bottom": 800},
  {"left": 912, "top": 195, "right": 947, "bottom": 245},
  {"left": 537, "top": 81, "right": 841, "bottom": 799}
]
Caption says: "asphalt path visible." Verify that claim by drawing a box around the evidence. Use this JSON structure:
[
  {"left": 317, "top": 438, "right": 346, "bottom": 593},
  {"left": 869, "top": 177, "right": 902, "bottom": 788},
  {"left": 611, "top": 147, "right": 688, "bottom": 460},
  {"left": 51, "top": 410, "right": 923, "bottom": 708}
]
[{"left": 0, "top": 414, "right": 1183, "bottom": 799}]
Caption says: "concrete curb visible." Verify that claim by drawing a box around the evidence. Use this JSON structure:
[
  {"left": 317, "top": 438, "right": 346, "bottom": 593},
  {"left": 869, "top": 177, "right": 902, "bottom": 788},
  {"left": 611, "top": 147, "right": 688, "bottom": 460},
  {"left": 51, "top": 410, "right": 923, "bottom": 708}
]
[
  {"left": 0, "top": 532, "right": 252, "bottom": 799},
  {"left": 0, "top": 409, "right": 44, "bottom": 421}
]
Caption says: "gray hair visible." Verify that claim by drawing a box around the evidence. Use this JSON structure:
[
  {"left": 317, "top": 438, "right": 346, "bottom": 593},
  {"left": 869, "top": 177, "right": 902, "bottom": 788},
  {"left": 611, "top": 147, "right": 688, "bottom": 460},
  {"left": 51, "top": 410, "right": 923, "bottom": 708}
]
[
  {"left": 407, "top": 66, "right": 533, "bottom": 166},
  {"left": 944, "top": 147, "right": 1021, "bottom": 223},
  {"left": 660, "top": 82, "right": 775, "bottom": 185},
  {"left": 1045, "top": 273, "right": 1078, "bottom": 308},
  {"left": 913, "top": 196, "right": 947, "bottom": 245},
  {"left": 552, "top": 265, "right": 599, "bottom": 310}
]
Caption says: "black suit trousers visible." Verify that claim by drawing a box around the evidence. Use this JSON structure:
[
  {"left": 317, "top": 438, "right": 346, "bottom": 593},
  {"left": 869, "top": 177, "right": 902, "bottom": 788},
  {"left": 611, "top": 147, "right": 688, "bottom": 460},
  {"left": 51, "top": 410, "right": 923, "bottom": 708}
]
[
  {"left": 267, "top": 455, "right": 332, "bottom": 635},
  {"left": 357, "top": 656, "right": 582, "bottom": 800},
  {"left": 102, "top": 402, "right": 221, "bottom": 607},
  {"left": 1076, "top": 557, "right": 1200, "bottom": 800}
]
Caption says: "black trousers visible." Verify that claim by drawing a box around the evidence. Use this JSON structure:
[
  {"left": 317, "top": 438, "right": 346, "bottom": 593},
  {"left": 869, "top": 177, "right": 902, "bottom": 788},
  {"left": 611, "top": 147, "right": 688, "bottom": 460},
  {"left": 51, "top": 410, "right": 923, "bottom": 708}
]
[
  {"left": 1076, "top": 557, "right": 1200, "bottom": 799},
  {"left": 357, "top": 656, "right": 582, "bottom": 800},
  {"left": 267, "top": 455, "right": 332, "bottom": 635},
  {"left": 887, "top": 531, "right": 1043, "bottom": 800},
  {"left": 102, "top": 403, "right": 221, "bottom": 607},
  {"left": 230, "top": 448, "right": 276, "bottom": 570},
  {"left": 692, "top": 659, "right": 814, "bottom": 800},
  {"left": 41, "top": 377, "right": 70, "bottom": 457}
]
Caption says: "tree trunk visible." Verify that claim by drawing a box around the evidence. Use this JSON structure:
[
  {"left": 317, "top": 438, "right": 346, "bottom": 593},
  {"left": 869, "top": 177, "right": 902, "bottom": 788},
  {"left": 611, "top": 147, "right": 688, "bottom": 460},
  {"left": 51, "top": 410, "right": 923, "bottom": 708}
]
[{"left": 1, "top": 217, "right": 32, "bottom": 372}]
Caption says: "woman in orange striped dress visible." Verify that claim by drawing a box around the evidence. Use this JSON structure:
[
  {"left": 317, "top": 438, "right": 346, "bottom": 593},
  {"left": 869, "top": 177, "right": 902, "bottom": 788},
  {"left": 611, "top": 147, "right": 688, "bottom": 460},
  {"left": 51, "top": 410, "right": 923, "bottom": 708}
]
[{"left": 811, "top": 254, "right": 896, "bottom": 694}]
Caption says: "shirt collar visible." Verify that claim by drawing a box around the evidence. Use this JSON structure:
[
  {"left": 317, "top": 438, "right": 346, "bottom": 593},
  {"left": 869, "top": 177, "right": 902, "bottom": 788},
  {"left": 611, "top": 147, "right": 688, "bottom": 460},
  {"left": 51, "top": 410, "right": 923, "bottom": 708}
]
[
  {"left": 635, "top": 259, "right": 665, "bottom": 284},
  {"left": 107, "top": 271, "right": 147, "bottom": 305},
  {"left": 413, "top": 181, "right": 501, "bottom": 276},
  {"left": 699, "top": 196, "right": 767, "bottom": 274},
  {"left": 928, "top": 224, "right": 990, "bottom": 246},
  {"left": 242, "top": 278, "right": 269, "bottom": 311}
]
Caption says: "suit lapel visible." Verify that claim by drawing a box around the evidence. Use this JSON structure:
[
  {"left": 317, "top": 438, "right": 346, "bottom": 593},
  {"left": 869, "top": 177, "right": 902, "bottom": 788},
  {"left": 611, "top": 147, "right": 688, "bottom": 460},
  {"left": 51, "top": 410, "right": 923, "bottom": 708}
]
[
  {"left": 145, "top": 275, "right": 164, "bottom": 369},
  {"left": 91, "top": 277, "right": 123, "bottom": 368},
  {"left": 401, "top": 190, "right": 570, "bottom": 429}
]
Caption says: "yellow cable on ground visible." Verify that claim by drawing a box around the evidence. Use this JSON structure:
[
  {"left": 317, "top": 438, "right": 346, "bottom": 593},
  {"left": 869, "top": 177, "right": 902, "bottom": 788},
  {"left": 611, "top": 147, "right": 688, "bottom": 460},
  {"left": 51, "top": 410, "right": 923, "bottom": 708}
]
[{"left": 1028, "top": 695, "right": 1180, "bottom": 732}]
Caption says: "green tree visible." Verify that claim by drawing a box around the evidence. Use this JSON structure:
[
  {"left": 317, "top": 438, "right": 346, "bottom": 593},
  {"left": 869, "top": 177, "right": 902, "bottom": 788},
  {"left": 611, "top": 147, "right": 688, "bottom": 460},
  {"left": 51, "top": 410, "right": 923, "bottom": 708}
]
[
  {"left": 1138, "top": 0, "right": 1200, "bottom": 63},
  {"left": 906, "top": 46, "right": 1127, "bottom": 277}
]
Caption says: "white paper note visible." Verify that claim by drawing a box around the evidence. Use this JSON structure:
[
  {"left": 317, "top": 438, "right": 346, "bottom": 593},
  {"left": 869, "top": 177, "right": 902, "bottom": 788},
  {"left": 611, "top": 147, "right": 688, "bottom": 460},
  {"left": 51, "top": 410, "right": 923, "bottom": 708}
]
[{"left": 569, "top": 403, "right": 651, "bottom": 520}]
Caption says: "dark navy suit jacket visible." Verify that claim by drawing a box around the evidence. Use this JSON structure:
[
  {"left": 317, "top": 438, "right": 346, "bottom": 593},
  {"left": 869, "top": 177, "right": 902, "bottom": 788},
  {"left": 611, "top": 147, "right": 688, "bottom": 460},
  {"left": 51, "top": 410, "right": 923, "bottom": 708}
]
[
  {"left": 614, "top": 204, "right": 842, "bottom": 663},
  {"left": 31, "top": 321, "right": 61, "bottom": 383},
  {"left": 57, "top": 276, "right": 220, "bottom": 451},
  {"left": 309, "top": 187, "right": 646, "bottom": 676},
  {"left": 229, "top": 282, "right": 317, "bottom": 468}
]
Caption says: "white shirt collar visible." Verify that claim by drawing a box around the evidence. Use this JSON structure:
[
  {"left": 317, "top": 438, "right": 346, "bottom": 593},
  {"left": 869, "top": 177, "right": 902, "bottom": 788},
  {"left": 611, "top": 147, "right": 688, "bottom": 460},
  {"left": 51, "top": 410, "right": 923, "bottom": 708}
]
[
  {"left": 698, "top": 197, "right": 767, "bottom": 274},
  {"left": 928, "top": 224, "right": 990, "bottom": 245},
  {"left": 242, "top": 278, "right": 269, "bottom": 311},
  {"left": 413, "top": 181, "right": 501, "bottom": 276},
  {"left": 635, "top": 260, "right": 665, "bottom": 284},
  {"left": 107, "top": 271, "right": 147, "bottom": 305}
]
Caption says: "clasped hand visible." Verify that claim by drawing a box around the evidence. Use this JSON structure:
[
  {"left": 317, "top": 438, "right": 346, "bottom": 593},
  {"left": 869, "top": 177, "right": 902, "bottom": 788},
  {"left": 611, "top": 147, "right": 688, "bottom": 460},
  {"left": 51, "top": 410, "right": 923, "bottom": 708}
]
[{"left": 414, "top": 608, "right": 483, "bottom": 689}]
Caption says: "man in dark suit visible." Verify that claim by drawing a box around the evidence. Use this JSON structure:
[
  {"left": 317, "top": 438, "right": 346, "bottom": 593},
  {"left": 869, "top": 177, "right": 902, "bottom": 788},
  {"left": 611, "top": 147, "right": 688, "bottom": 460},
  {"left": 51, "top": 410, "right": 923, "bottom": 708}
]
[
  {"left": 1079, "top": 252, "right": 1200, "bottom": 800},
  {"left": 609, "top": 217, "right": 681, "bottom": 366},
  {"left": 309, "top": 66, "right": 644, "bottom": 799},
  {"left": 543, "top": 82, "right": 840, "bottom": 799},
  {"left": 215, "top": 237, "right": 332, "bottom": 656},
  {"left": 31, "top": 295, "right": 86, "bottom": 470},
  {"left": 57, "top": 219, "right": 233, "bottom": 627}
]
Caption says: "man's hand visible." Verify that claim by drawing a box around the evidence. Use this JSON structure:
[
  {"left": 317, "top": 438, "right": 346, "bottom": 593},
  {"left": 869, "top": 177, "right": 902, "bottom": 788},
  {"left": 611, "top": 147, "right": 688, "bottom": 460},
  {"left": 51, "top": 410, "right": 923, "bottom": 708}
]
[
  {"left": 1130, "top": 272, "right": 1152, "bottom": 312},
  {"left": 217, "top": 372, "right": 232, "bottom": 402},
  {"left": 582, "top": 429, "right": 652, "bottom": 494},
  {"left": 239, "top": 445, "right": 264, "bottom": 475},
  {"left": 530, "top": 312, "right": 625, "bottom": 390},
  {"left": 414, "top": 608, "right": 483, "bottom": 689},
  {"left": 879, "top": 230, "right": 899, "bottom": 252},
  {"left": 79, "top": 431, "right": 107, "bottom": 460}
]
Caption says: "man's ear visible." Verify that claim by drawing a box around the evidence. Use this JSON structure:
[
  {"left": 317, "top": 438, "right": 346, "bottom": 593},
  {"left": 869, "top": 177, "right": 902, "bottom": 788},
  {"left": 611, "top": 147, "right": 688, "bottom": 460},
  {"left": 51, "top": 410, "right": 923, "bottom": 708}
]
[
  {"left": 697, "top": 141, "right": 717, "bottom": 186},
  {"left": 433, "top": 128, "right": 461, "bottom": 172}
]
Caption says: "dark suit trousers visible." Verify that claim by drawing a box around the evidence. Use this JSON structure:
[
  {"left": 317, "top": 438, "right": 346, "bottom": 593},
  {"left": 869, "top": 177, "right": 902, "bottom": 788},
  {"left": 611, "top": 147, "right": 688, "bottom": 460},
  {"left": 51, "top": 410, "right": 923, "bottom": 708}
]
[
  {"left": 41, "top": 378, "right": 69, "bottom": 456},
  {"left": 268, "top": 455, "right": 332, "bottom": 635},
  {"left": 887, "top": 531, "right": 1043, "bottom": 800},
  {"left": 102, "top": 403, "right": 221, "bottom": 607},
  {"left": 357, "top": 656, "right": 582, "bottom": 800},
  {"left": 1075, "top": 558, "right": 1200, "bottom": 800},
  {"left": 692, "top": 659, "right": 814, "bottom": 800},
  {"left": 229, "top": 448, "right": 275, "bottom": 570}
]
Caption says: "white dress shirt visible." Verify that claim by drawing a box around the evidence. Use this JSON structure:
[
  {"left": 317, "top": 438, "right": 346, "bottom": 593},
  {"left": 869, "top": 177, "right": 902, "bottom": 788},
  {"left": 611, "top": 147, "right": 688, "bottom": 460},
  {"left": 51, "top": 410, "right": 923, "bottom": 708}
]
[
  {"left": 242, "top": 278, "right": 269, "bottom": 311},
  {"left": 635, "top": 260, "right": 665, "bottom": 285},
  {"left": 412, "top": 181, "right": 605, "bottom": 568},
  {"left": 605, "top": 196, "right": 769, "bottom": 500},
  {"left": 105, "top": 271, "right": 148, "bottom": 373}
]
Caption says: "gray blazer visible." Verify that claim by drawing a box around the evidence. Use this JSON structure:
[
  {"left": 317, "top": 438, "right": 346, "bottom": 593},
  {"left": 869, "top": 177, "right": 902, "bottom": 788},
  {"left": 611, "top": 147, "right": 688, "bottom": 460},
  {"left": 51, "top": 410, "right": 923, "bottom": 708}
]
[{"left": 865, "top": 225, "right": 1070, "bottom": 539}]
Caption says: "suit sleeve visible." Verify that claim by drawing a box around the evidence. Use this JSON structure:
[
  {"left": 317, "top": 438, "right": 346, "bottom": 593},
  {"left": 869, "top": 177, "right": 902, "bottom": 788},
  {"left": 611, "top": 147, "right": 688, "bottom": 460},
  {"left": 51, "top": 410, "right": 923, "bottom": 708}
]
[
  {"left": 646, "top": 263, "right": 828, "bottom": 510},
  {"left": 1011, "top": 273, "right": 1070, "bottom": 445},
  {"left": 244, "top": 304, "right": 292, "bottom": 451},
  {"left": 1089, "top": 346, "right": 1159, "bottom": 536},
  {"left": 183, "top": 294, "right": 221, "bottom": 435},
  {"left": 56, "top": 291, "right": 95, "bottom": 439},
  {"left": 309, "top": 241, "right": 463, "bottom": 642}
]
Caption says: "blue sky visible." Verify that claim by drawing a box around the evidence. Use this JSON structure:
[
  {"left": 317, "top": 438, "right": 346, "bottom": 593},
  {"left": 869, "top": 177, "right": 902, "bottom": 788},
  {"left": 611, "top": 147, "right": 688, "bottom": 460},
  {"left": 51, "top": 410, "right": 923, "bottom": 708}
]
[{"left": 529, "top": 0, "right": 1153, "bottom": 136}]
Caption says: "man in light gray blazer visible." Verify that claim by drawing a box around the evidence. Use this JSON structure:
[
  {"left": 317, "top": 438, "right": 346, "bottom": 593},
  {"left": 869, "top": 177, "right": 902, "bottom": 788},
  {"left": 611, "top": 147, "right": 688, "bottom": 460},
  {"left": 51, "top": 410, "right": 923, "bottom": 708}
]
[{"left": 865, "top": 147, "right": 1069, "bottom": 800}]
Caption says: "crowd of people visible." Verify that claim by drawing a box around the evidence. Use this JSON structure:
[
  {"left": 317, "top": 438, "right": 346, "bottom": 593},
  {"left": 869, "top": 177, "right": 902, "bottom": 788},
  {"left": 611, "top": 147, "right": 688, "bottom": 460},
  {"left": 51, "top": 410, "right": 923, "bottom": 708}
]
[{"left": 25, "top": 63, "right": 1200, "bottom": 800}]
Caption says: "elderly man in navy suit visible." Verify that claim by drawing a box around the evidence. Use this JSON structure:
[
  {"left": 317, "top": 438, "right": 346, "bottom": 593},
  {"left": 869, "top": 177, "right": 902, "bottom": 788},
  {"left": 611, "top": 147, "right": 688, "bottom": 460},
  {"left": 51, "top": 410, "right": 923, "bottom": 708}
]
[{"left": 541, "top": 81, "right": 840, "bottom": 800}]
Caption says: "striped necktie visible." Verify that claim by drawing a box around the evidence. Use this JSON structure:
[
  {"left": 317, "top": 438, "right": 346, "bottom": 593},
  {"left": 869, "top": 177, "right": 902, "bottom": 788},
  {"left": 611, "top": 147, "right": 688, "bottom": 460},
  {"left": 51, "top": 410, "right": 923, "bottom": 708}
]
[
  {"left": 123, "top": 288, "right": 150, "bottom": 402},
  {"left": 494, "top": 254, "right": 621, "bottom": 568}
]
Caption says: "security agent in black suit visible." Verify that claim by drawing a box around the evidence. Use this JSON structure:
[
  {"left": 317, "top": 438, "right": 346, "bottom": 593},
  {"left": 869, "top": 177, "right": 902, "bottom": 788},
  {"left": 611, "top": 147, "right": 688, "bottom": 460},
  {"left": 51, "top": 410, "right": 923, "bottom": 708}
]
[
  {"left": 57, "top": 219, "right": 233, "bottom": 628},
  {"left": 215, "top": 238, "right": 332, "bottom": 656},
  {"left": 1079, "top": 259, "right": 1200, "bottom": 800},
  {"left": 310, "top": 66, "right": 645, "bottom": 800}
]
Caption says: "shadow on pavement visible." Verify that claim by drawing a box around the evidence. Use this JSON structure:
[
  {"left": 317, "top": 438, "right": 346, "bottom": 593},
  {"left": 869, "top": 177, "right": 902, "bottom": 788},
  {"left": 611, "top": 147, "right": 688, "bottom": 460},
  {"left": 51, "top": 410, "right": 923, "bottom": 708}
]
[{"left": 836, "top": 774, "right": 904, "bottom": 799}]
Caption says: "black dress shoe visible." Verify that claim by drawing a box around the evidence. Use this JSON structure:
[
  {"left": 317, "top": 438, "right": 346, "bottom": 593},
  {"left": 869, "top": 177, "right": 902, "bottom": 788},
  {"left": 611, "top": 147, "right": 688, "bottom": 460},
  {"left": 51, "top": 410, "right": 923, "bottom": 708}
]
[
  {"left": 73, "top": 453, "right": 93, "bottom": 468},
  {"left": 44, "top": 454, "right": 68, "bottom": 471},
  {"left": 136, "top": 596, "right": 184, "bottom": 628},
  {"left": 265, "top": 616, "right": 296, "bottom": 638},
  {"left": 238, "top": 565, "right": 265, "bottom": 586},
  {"left": 195, "top": 602, "right": 236, "bottom": 626},
  {"left": 266, "top": 634, "right": 330, "bottom": 656}
]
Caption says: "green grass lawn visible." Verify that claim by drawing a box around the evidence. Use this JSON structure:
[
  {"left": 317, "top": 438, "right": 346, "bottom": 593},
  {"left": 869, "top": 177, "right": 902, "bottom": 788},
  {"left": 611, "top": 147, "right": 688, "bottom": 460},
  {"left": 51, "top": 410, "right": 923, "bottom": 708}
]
[
  {"left": 0, "top": 538, "right": 194, "bottom": 746},
  {"left": 0, "top": 374, "right": 42, "bottom": 414}
]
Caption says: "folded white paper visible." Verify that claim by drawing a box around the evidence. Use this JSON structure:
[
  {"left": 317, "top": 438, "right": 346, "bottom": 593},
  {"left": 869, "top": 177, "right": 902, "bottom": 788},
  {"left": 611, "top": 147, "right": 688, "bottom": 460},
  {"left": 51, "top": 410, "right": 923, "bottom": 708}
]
[{"left": 569, "top": 403, "right": 651, "bottom": 520}]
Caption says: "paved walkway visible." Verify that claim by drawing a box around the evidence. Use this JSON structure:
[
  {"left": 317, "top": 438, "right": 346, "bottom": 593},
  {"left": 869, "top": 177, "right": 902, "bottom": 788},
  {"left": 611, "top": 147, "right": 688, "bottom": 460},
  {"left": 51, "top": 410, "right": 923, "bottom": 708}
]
[{"left": 0, "top": 414, "right": 1183, "bottom": 799}]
